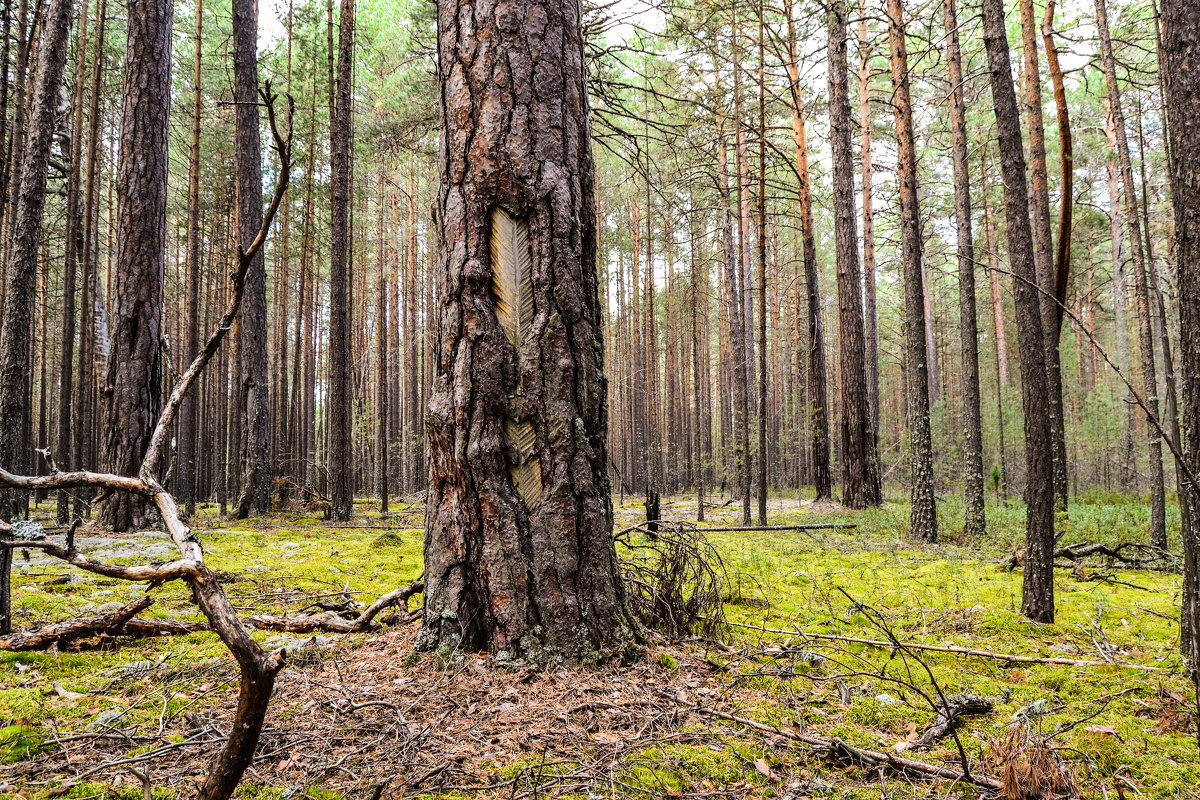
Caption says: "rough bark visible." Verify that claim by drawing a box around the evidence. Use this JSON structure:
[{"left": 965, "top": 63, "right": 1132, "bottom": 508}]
[
  {"left": 97, "top": 0, "right": 172, "bottom": 532},
  {"left": 421, "top": 0, "right": 639, "bottom": 663},
  {"left": 1095, "top": 0, "right": 1168, "bottom": 551},
  {"left": 829, "top": 0, "right": 880, "bottom": 509},
  {"left": 0, "top": 0, "right": 74, "bottom": 632},
  {"left": 1160, "top": 0, "right": 1200, "bottom": 667},
  {"left": 1018, "top": 0, "right": 1069, "bottom": 510},
  {"left": 328, "top": 0, "right": 354, "bottom": 521},
  {"left": 887, "top": 0, "right": 936, "bottom": 542},
  {"left": 943, "top": 0, "right": 985, "bottom": 535},
  {"left": 981, "top": 0, "right": 1057, "bottom": 622}
]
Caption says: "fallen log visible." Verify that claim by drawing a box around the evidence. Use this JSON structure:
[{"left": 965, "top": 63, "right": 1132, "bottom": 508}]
[
  {"left": 686, "top": 702, "right": 1002, "bottom": 791},
  {"left": 697, "top": 524, "right": 857, "bottom": 533},
  {"left": 0, "top": 596, "right": 153, "bottom": 651}
]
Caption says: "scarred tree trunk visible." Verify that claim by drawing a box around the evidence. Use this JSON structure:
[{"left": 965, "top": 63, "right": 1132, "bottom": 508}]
[
  {"left": 98, "top": 0, "right": 172, "bottom": 532},
  {"left": 233, "top": 0, "right": 269, "bottom": 518},
  {"left": 0, "top": 0, "right": 74, "bottom": 632},
  {"left": 981, "top": 0, "right": 1057, "bottom": 622},
  {"left": 943, "top": 0, "right": 985, "bottom": 535},
  {"left": 829, "top": 0, "right": 880, "bottom": 509},
  {"left": 887, "top": 0, "right": 936, "bottom": 542},
  {"left": 1161, "top": 0, "right": 1200, "bottom": 670},
  {"left": 421, "top": 0, "right": 639, "bottom": 662}
]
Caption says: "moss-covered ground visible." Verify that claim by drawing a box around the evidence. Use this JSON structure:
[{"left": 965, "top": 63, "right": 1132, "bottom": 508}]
[{"left": 1, "top": 491, "right": 1196, "bottom": 798}]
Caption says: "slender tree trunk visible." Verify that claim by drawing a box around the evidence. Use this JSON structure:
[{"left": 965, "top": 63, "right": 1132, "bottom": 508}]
[
  {"left": 1108, "top": 108, "right": 1136, "bottom": 489},
  {"left": 328, "top": 0, "right": 354, "bottom": 521},
  {"left": 1043, "top": 0, "right": 1073, "bottom": 335},
  {"left": 0, "top": 0, "right": 74, "bottom": 631},
  {"left": 376, "top": 171, "right": 388, "bottom": 511},
  {"left": 857, "top": 1, "right": 880, "bottom": 436},
  {"left": 887, "top": 0, "right": 936, "bottom": 542},
  {"left": 981, "top": 0, "right": 1057, "bottom": 622},
  {"left": 1096, "top": 0, "right": 1167, "bottom": 551},
  {"left": 755, "top": 3, "right": 768, "bottom": 523},
  {"left": 180, "top": 0, "right": 204, "bottom": 518},
  {"left": 944, "top": 0, "right": 986, "bottom": 535},
  {"left": 422, "top": 0, "right": 638, "bottom": 662},
  {"left": 785, "top": 0, "right": 830, "bottom": 500},
  {"left": 1160, "top": 0, "right": 1200, "bottom": 671},
  {"left": 981, "top": 149, "right": 1009, "bottom": 499},
  {"left": 1019, "top": 0, "right": 1069, "bottom": 510},
  {"left": 830, "top": 0, "right": 880, "bottom": 509}
]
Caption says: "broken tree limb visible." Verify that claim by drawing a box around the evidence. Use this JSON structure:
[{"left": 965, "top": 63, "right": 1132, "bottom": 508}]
[
  {"left": 697, "top": 524, "right": 857, "bottom": 532},
  {"left": 0, "top": 595, "right": 152, "bottom": 651},
  {"left": 720, "top": 618, "right": 1164, "bottom": 672},
  {"left": 684, "top": 701, "right": 1003, "bottom": 791},
  {"left": 913, "top": 694, "right": 993, "bottom": 750},
  {"left": 249, "top": 579, "right": 425, "bottom": 633}
]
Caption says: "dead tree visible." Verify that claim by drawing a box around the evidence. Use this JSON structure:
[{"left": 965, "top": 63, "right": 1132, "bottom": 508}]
[{"left": 0, "top": 88, "right": 293, "bottom": 800}]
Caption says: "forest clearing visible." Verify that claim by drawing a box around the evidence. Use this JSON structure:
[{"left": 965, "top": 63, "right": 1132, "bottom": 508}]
[{"left": 2, "top": 0, "right": 1200, "bottom": 796}]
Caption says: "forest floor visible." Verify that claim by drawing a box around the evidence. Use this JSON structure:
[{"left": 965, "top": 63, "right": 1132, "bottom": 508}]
[{"left": 1, "top": 491, "right": 1197, "bottom": 799}]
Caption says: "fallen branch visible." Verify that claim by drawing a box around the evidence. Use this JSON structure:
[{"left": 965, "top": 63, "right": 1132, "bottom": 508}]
[
  {"left": 248, "top": 579, "right": 424, "bottom": 633},
  {"left": 913, "top": 694, "right": 993, "bottom": 750},
  {"left": 719, "top": 619, "right": 1164, "bottom": 672},
  {"left": 0, "top": 596, "right": 152, "bottom": 651},
  {"left": 685, "top": 702, "right": 1002, "bottom": 791},
  {"left": 695, "top": 523, "right": 857, "bottom": 533}
]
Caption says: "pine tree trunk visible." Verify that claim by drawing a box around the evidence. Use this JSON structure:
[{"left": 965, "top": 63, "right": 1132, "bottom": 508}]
[
  {"left": 981, "top": 149, "right": 1009, "bottom": 499},
  {"left": 421, "top": 0, "right": 638, "bottom": 662},
  {"left": 829, "top": 0, "right": 880, "bottom": 509},
  {"left": 943, "top": 0, "right": 986, "bottom": 535},
  {"left": 981, "top": 0, "right": 1057, "bottom": 622},
  {"left": 328, "top": 0, "right": 354, "bottom": 521},
  {"left": 1160, "top": 0, "right": 1200, "bottom": 670},
  {"left": 887, "top": 0, "right": 936, "bottom": 542},
  {"left": 180, "top": 0, "right": 204, "bottom": 518},
  {"left": 857, "top": 1, "right": 880, "bottom": 436},
  {"left": 1095, "top": 0, "right": 1168, "bottom": 551},
  {"left": 0, "top": 0, "right": 74, "bottom": 631},
  {"left": 756, "top": 4, "right": 768, "bottom": 524}
]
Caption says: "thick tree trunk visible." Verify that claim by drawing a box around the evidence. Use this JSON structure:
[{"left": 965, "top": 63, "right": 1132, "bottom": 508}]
[
  {"left": 1018, "top": 0, "right": 1069, "bottom": 510},
  {"left": 1161, "top": 0, "right": 1200, "bottom": 670},
  {"left": 98, "top": 0, "right": 172, "bottom": 532},
  {"left": 784, "top": 0, "right": 830, "bottom": 501},
  {"left": 943, "top": 0, "right": 985, "bottom": 535},
  {"left": 328, "top": 0, "right": 354, "bottom": 521},
  {"left": 981, "top": 0, "right": 1057, "bottom": 622},
  {"left": 422, "top": 0, "right": 639, "bottom": 663},
  {"left": 887, "top": 0, "right": 936, "bottom": 542},
  {"left": 1095, "top": 0, "right": 1168, "bottom": 551},
  {"left": 829, "top": 0, "right": 880, "bottom": 509},
  {"left": 0, "top": 0, "right": 74, "bottom": 632}
]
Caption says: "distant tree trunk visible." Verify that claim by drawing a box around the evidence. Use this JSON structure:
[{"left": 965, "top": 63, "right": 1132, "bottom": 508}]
[
  {"left": 829, "top": 0, "right": 880, "bottom": 509},
  {"left": 756, "top": 4, "right": 768, "bottom": 524},
  {"left": 887, "top": 0, "right": 936, "bottom": 542},
  {"left": 690, "top": 207, "right": 706, "bottom": 522},
  {"left": 56, "top": 0, "right": 91, "bottom": 524},
  {"left": 1107, "top": 109, "right": 1136, "bottom": 489},
  {"left": 1095, "top": 0, "right": 1168, "bottom": 551},
  {"left": 716, "top": 129, "right": 750, "bottom": 516},
  {"left": 375, "top": 172, "right": 388, "bottom": 512},
  {"left": 785, "top": 0, "right": 830, "bottom": 500},
  {"left": 0, "top": 0, "right": 74, "bottom": 632},
  {"left": 422, "top": 0, "right": 638, "bottom": 662},
  {"left": 981, "top": 0, "right": 1057, "bottom": 622},
  {"left": 328, "top": 0, "right": 354, "bottom": 521},
  {"left": 943, "top": 0, "right": 986, "bottom": 535},
  {"left": 179, "top": 0, "right": 204, "bottom": 518},
  {"left": 981, "top": 149, "right": 1009, "bottom": 499},
  {"left": 857, "top": 1, "right": 880, "bottom": 435},
  {"left": 1018, "top": 0, "right": 1069, "bottom": 510},
  {"left": 1160, "top": 0, "right": 1200, "bottom": 670},
  {"left": 232, "top": 0, "right": 269, "bottom": 518}
]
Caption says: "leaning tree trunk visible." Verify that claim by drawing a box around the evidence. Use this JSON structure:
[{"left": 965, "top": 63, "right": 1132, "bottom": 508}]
[
  {"left": 421, "top": 0, "right": 639, "bottom": 663},
  {"left": 981, "top": 0, "right": 1057, "bottom": 623},
  {"left": 829, "top": 0, "right": 880, "bottom": 509},
  {"left": 943, "top": 0, "right": 986, "bottom": 535},
  {"left": 98, "top": 0, "right": 172, "bottom": 533},
  {"left": 232, "top": 0, "right": 270, "bottom": 518},
  {"left": 0, "top": 0, "right": 73, "bottom": 633},
  {"left": 887, "top": 0, "right": 936, "bottom": 542},
  {"left": 1161, "top": 0, "right": 1200, "bottom": 670}
]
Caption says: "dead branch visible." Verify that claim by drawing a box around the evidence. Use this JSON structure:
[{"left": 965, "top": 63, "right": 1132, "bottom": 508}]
[
  {"left": 616, "top": 522, "right": 728, "bottom": 639},
  {"left": 0, "top": 596, "right": 152, "bottom": 651},
  {"left": 248, "top": 579, "right": 424, "bottom": 633},
  {"left": 913, "top": 694, "right": 994, "bottom": 750},
  {"left": 0, "top": 82, "right": 294, "bottom": 800}
]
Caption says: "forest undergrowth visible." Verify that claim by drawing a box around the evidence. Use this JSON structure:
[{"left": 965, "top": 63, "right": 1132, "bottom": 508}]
[{"left": 0, "top": 492, "right": 1196, "bottom": 799}]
